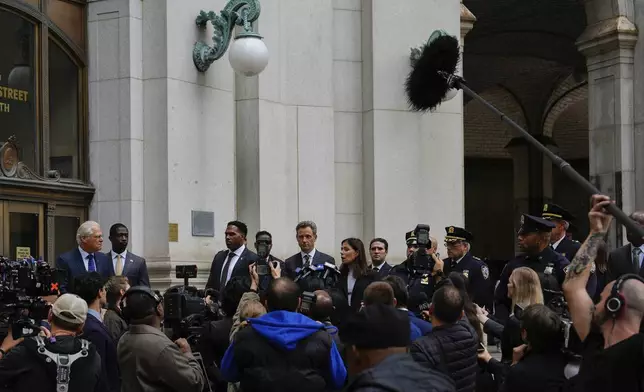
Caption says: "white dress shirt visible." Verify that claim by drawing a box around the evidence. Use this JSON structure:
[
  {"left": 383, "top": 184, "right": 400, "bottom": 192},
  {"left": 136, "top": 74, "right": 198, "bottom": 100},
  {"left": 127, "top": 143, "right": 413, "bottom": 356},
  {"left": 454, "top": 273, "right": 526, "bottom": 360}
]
[
  {"left": 631, "top": 243, "right": 644, "bottom": 269},
  {"left": 111, "top": 250, "right": 128, "bottom": 274},
  {"left": 301, "top": 249, "right": 317, "bottom": 266},
  {"left": 222, "top": 245, "right": 246, "bottom": 285},
  {"left": 78, "top": 247, "right": 92, "bottom": 271},
  {"left": 347, "top": 269, "right": 357, "bottom": 305},
  {"left": 551, "top": 235, "right": 565, "bottom": 251}
]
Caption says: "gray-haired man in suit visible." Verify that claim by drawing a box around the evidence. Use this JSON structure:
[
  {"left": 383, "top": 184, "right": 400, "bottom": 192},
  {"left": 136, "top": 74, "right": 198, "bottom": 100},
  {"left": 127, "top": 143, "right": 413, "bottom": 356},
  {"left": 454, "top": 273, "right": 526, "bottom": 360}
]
[
  {"left": 284, "top": 221, "right": 336, "bottom": 279},
  {"left": 106, "top": 223, "right": 150, "bottom": 287}
]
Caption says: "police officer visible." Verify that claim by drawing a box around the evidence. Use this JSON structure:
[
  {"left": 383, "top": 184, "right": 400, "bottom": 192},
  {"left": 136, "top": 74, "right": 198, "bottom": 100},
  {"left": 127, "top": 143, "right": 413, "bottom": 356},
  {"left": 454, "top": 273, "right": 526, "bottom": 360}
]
[
  {"left": 442, "top": 226, "right": 492, "bottom": 309},
  {"left": 388, "top": 231, "right": 443, "bottom": 314},
  {"left": 495, "top": 214, "right": 570, "bottom": 318},
  {"left": 541, "top": 203, "right": 581, "bottom": 261}
]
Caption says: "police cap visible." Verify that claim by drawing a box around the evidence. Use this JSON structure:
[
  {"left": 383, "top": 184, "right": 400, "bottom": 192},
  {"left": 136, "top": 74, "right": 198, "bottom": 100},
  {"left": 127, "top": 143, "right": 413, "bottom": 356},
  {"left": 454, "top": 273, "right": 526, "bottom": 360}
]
[
  {"left": 542, "top": 203, "right": 575, "bottom": 222},
  {"left": 444, "top": 226, "right": 473, "bottom": 243},
  {"left": 405, "top": 230, "right": 417, "bottom": 246},
  {"left": 519, "top": 214, "right": 555, "bottom": 235}
]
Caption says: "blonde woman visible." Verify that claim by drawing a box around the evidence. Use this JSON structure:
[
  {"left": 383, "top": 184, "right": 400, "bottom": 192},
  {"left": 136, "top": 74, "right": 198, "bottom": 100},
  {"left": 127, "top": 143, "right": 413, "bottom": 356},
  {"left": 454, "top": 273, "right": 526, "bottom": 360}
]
[{"left": 477, "top": 267, "right": 543, "bottom": 364}]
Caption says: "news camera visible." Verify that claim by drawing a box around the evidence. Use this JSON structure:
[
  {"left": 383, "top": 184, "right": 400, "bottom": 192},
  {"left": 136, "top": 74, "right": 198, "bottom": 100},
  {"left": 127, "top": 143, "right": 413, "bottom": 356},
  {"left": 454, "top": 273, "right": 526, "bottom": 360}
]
[
  {"left": 0, "top": 256, "right": 60, "bottom": 339},
  {"left": 163, "top": 265, "right": 221, "bottom": 345},
  {"left": 409, "top": 224, "right": 435, "bottom": 275}
]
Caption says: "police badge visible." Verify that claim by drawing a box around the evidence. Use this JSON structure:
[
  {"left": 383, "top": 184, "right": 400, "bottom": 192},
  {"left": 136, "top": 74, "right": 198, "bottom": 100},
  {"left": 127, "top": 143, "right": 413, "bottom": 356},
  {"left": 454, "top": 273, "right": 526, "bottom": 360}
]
[
  {"left": 544, "top": 266, "right": 553, "bottom": 275},
  {"left": 481, "top": 265, "right": 489, "bottom": 280},
  {"left": 421, "top": 274, "right": 429, "bottom": 285},
  {"left": 463, "top": 270, "right": 469, "bottom": 279}
]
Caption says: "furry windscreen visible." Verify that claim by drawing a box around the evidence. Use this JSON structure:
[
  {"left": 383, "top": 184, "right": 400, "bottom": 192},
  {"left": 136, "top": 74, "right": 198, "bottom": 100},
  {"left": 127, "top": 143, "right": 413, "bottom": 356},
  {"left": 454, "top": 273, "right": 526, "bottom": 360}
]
[{"left": 405, "top": 33, "right": 460, "bottom": 112}]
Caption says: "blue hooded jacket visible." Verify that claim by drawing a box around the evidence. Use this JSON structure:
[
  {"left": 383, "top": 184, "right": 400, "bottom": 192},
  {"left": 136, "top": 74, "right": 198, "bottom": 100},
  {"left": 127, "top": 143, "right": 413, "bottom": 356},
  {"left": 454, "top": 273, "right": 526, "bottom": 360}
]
[{"left": 221, "top": 311, "right": 347, "bottom": 389}]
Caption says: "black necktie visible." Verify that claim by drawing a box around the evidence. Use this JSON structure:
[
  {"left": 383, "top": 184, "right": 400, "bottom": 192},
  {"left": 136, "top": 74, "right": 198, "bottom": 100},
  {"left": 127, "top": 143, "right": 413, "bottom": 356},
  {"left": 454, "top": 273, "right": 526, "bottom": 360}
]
[
  {"left": 220, "top": 251, "right": 236, "bottom": 289},
  {"left": 304, "top": 254, "right": 311, "bottom": 268}
]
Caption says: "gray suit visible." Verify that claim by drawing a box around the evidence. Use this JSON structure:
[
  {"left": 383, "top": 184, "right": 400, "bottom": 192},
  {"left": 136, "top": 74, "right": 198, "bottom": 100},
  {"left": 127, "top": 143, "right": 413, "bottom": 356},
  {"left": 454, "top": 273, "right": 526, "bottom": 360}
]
[{"left": 106, "top": 251, "right": 150, "bottom": 287}]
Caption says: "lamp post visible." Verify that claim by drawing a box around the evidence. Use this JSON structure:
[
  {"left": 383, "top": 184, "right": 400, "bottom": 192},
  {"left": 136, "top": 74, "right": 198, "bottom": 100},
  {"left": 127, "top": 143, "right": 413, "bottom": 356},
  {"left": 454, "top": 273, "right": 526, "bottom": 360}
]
[{"left": 193, "top": 0, "right": 269, "bottom": 76}]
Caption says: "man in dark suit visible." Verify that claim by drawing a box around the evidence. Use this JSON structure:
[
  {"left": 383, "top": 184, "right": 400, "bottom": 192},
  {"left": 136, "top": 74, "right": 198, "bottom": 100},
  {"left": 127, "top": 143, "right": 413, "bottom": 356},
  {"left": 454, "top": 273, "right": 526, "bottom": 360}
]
[
  {"left": 56, "top": 221, "right": 114, "bottom": 293},
  {"left": 368, "top": 238, "right": 393, "bottom": 277},
  {"left": 542, "top": 203, "right": 581, "bottom": 261},
  {"left": 73, "top": 272, "right": 120, "bottom": 392},
  {"left": 442, "top": 226, "right": 492, "bottom": 309},
  {"left": 284, "top": 221, "right": 336, "bottom": 279},
  {"left": 206, "top": 221, "right": 259, "bottom": 292},
  {"left": 106, "top": 223, "right": 150, "bottom": 286},
  {"left": 608, "top": 211, "right": 644, "bottom": 280},
  {"left": 254, "top": 230, "right": 284, "bottom": 292}
]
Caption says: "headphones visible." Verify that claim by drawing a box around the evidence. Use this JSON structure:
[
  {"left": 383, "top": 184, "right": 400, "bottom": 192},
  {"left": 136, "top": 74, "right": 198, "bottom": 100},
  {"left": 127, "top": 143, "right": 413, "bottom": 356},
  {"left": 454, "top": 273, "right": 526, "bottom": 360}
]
[
  {"left": 605, "top": 274, "right": 644, "bottom": 318},
  {"left": 119, "top": 286, "right": 163, "bottom": 322}
]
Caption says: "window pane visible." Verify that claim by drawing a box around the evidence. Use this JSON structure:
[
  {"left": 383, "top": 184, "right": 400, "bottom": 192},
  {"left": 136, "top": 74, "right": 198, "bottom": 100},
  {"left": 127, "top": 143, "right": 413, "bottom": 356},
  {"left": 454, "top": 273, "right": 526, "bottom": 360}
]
[
  {"left": 47, "top": 0, "right": 84, "bottom": 49},
  {"left": 20, "top": 0, "right": 40, "bottom": 9},
  {"left": 0, "top": 10, "right": 37, "bottom": 171},
  {"left": 9, "top": 211, "right": 40, "bottom": 260},
  {"left": 49, "top": 39, "right": 79, "bottom": 179},
  {"left": 54, "top": 215, "right": 80, "bottom": 258}
]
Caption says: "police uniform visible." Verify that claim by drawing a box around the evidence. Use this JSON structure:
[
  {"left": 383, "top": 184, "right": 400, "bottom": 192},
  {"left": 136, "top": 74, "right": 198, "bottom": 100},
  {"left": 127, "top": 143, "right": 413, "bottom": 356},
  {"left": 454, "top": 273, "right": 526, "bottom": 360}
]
[
  {"left": 542, "top": 203, "right": 581, "bottom": 261},
  {"left": 442, "top": 226, "right": 492, "bottom": 309},
  {"left": 388, "top": 231, "right": 436, "bottom": 313},
  {"left": 494, "top": 215, "right": 570, "bottom": 315}
]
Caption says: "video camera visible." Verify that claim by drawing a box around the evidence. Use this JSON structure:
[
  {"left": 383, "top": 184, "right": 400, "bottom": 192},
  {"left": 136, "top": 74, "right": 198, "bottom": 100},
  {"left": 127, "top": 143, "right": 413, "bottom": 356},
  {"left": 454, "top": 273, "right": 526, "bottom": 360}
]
[
  {"left": 409, "top": 224, "right": 435, "bottom": 275},
  {"left": 163, "top": 265, "right": 221, "bottom": 345},
  {"left": 0, "top": 256, "right": 59, "bottom": 339},
  {"left": 546, "top": 292, "right": 584, "bottom": 356}
]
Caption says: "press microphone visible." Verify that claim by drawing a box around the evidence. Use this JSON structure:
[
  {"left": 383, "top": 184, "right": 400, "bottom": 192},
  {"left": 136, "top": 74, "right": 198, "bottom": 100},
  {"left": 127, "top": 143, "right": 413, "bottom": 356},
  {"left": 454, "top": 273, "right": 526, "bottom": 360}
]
[{"left": 417, "top": 292, "right": 431, "bottom": 312}]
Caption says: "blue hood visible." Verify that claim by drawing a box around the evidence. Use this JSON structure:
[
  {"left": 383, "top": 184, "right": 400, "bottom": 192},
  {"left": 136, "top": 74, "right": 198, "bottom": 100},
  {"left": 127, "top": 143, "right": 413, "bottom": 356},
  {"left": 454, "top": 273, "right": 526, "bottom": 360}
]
[{"left": 248, "top": 311, "right": 328, "bottom": 350}]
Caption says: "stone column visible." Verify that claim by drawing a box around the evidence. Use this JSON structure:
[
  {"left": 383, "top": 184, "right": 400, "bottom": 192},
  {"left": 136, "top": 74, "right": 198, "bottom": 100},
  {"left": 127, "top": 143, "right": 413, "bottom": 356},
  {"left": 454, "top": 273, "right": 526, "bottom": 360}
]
[
  {"left": 577, "top": 7, "right": 638, "bottom": 247},
  {"left": 362, "top": 0, "right": 463, "bottom": 263},
  {"left": 87, "top": 0, "right": 145, "bottom": 255},
  {"left": 235, "top": 0, "right": 336, "bottom": 258}
]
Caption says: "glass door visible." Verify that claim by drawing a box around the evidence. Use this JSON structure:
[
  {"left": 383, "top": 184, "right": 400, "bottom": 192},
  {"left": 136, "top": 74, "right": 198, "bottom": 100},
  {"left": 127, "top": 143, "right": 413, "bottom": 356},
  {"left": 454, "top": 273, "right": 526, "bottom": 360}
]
[
  {"left": 52, "top": 205, "right": 85, "bottom": 260},
  {"left": 0, "top": 201, "right": 44, "bottom": 260}
]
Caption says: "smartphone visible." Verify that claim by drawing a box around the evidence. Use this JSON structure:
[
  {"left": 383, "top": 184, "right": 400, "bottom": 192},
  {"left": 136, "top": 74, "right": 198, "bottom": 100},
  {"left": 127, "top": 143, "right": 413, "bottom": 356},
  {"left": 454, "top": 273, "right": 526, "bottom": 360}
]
[
  {"left": 477, "top": 342, "right": 486, "bottom": 354},
  {"left": 256, "top": 264, "right": 269, "bottom": 276}
]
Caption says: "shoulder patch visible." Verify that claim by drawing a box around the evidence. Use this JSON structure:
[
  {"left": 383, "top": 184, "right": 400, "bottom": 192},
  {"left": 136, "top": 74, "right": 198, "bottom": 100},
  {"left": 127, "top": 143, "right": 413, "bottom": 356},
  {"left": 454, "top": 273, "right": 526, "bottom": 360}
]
[{"left": 481, "top": 265, "right": 489, "bottom": 280}]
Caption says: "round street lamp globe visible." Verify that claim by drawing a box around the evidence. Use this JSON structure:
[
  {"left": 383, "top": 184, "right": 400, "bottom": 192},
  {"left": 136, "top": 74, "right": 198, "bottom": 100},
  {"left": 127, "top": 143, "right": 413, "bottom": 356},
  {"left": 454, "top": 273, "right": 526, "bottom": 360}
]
[{"left": 229, "top": 35, "right": 269, "bottom": 76}]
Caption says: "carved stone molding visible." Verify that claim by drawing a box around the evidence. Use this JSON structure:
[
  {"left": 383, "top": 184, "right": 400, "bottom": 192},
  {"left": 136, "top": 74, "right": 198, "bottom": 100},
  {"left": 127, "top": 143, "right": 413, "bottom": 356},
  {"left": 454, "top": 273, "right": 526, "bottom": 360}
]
[
  {"left": 576, "top": 15, "right": 638, "bottom": 58},
  {"left": 46, "top": 203, "right": 56, "bottom": 265},
  {"left": 0, "top": 136, "right": 61, "bottom": 182},
  {"left": 460, "top": 1, "right": 477, "bottom": 43}
]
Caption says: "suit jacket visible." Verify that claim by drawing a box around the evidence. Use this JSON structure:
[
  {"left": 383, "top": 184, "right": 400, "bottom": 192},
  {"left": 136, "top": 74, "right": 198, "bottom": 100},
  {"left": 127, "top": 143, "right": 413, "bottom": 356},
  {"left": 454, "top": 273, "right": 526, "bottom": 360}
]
[
  {"left": 336, "top": 271, "right": 377, "bottom": 312},
  {"left": 372, "top": 262, "right": 393, "bottom": 278},
  {"left": 105, "top": 251, "right": 150, "bottom": 287},
  {"left": 552, "top": 238, "right": 581, "bottom": 261},
  {"left": 284, "top": 250, "right": 336, "bottom": 279},
  {"left": 608, "top": 244, "right": 644, "bottom": 281},
  {"left": 205, "top": 247, "right": 259, "bottom": 292},
  {"left": 83, "top": 314, "right": 120, "bottom": 392},
  {"left": 56, "top": 249, "right": 114, "bottom": 293}
]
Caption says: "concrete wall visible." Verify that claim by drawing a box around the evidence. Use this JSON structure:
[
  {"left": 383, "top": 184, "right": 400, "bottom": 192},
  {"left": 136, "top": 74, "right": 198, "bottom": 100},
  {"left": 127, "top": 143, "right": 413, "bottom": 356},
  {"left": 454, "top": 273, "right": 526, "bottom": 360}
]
[{"left": 88, "top": 0, "right": 465, "bottom": 287}]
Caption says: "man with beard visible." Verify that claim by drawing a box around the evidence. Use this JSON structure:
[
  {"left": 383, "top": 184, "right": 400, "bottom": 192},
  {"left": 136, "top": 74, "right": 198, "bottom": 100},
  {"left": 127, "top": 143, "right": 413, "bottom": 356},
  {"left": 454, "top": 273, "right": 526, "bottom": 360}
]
[
  {"left": 494, "top": 215, "right": 595, "bottom": 319},
  {"left": 206, "top": 221, "right": 259, "bottom": 292},
  {"left": 563, "top": 195, "right": 644, "bottom": 392}
]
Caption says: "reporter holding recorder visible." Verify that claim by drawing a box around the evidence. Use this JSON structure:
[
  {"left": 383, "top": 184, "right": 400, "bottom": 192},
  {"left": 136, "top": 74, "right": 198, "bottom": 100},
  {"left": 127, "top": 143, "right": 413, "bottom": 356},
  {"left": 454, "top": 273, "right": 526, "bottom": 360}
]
[{"left": 563, "top": 195, "right": 644, "bottom": 392}]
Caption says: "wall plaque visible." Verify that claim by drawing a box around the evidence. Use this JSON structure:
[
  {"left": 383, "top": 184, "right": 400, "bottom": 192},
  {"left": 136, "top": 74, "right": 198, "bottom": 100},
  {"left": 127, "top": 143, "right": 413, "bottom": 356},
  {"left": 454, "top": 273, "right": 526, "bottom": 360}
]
[
  {"left": 168, "top": 223, "right": 179, "bottom": 242},
  {"left": 191, "top": 210, "right": 215, "bottom": 237}
]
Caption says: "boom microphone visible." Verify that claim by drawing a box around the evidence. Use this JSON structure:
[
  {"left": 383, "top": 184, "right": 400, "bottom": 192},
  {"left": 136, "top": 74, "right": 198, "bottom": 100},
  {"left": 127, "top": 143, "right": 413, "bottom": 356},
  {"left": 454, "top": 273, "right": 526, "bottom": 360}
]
[{"left": 405, "top": 29, "right": 644, "bottom": 239}]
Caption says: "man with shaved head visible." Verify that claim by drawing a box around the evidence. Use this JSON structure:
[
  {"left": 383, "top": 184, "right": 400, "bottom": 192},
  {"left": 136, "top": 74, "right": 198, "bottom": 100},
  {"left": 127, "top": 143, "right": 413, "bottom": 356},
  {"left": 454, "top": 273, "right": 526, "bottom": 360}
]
[
  {"left": 362, "top": 281, "right": 423, "bottom": 342},
  {"left": 563, "top": 195, "right": 644, "bottom": 392},
  {"left": 607, "top": 211, "right": 644, "bottom": 280},
  {"left": 221, "top": 277, "right": 346, "bottom": 391}
]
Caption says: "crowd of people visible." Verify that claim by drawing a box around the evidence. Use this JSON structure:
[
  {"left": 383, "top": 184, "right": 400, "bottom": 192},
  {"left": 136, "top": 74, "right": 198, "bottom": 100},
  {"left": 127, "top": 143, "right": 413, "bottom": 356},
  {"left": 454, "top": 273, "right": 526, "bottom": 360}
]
[{"left": 0, "top": 195, "right": 643, "bottom": 392}]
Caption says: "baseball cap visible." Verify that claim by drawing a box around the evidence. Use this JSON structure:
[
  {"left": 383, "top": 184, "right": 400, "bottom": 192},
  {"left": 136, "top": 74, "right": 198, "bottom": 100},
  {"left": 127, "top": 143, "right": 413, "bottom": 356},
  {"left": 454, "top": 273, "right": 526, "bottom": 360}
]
[{"left": 52, "top": 293, "right": 88, "bottom": 325}]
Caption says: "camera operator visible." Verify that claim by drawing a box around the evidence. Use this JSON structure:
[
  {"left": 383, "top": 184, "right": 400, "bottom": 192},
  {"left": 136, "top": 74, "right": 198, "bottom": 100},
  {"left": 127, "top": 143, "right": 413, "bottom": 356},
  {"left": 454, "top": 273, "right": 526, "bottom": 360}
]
[
  {"left": 0, "top": 294, "right": 103, "bottom": 392},
  {"left": 118, "top": 286, "right": 205, "bottom": 392},
  {"left": 563, "top": 195, "right": 644, "bottom": 392},
  {"left": 389, "top": 227, "right": 445, "bottom": 314},
  {"left": 478, "top": 304, "right": 567, "bottom": 392},
  {"left": 199, "top": 275, "right": 251, "bottom": 391},
  {"left": 221, "top": 277, "right": 347, "bottom": 392}
]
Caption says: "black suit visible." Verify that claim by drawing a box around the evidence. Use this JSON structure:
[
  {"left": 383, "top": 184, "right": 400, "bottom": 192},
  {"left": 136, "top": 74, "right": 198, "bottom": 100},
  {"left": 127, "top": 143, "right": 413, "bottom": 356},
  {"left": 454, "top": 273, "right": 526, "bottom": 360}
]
[
  {"left": 371, "top": 262, "right": 392, "bottom": 278},
  {"left": 206, "top": 246, "right": 259, "bottom": 291},
  {"left": 284, "top": 250, "right": 335, "bottom": 279},
  {"left": 336, "top": 272, "right": 376, "bottom": 312},
  {"left": 608, "top": 244, "right": 644, "bottom": 281},
  {"left": 552, "top": 237, "right": 581, "bottom": 261}
]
